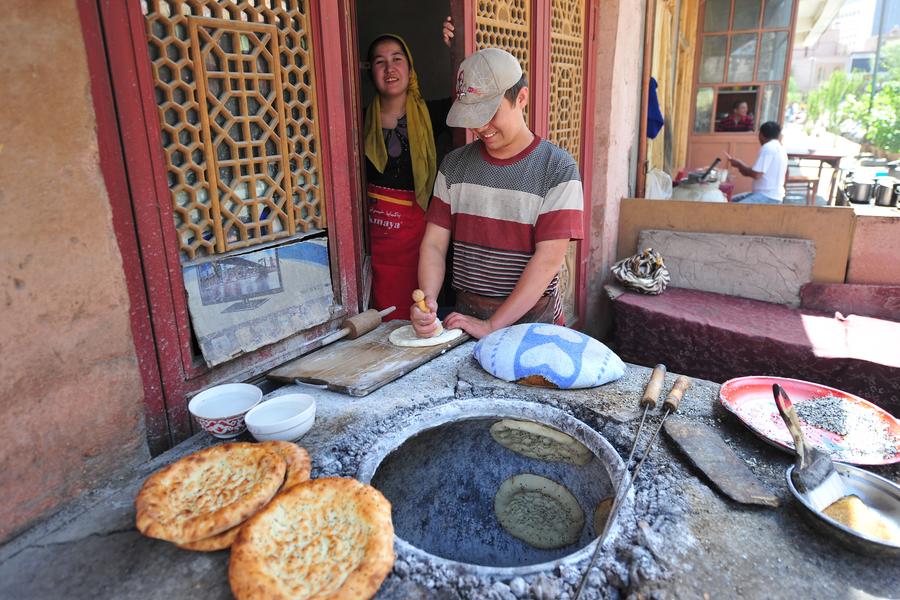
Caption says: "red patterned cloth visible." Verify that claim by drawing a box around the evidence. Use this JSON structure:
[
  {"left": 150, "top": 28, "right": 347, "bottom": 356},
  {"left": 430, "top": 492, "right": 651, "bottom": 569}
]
[{"left": 609, "top": 287, "right": 900, "bottom": 416}]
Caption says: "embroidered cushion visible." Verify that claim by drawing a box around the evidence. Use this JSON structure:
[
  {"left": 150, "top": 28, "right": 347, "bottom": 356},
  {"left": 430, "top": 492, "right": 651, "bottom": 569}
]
[{"left": 473, "top": 323, "right": 626, "bottom": 389}]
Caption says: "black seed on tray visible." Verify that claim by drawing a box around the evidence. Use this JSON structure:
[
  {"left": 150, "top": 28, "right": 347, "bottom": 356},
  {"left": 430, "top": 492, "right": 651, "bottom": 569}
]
[{"left": 796, "top": 395, "right": 849, "bottom": 436}]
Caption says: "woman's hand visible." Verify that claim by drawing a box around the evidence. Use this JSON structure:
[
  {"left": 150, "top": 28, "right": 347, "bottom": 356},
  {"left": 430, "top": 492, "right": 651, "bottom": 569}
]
[
  {"left": 444, "top": 312, "right": 494, "bottom": 339},
  {"left": 442, "top": 16, "right": 455, "bottom": 47},
  {"left": 410, "top": 297, "right": 441, "bottom": 337}
]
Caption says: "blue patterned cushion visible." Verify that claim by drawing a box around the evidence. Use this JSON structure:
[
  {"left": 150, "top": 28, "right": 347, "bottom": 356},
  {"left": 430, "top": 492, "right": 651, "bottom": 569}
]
[{"left": 473, "top": 324, "right": 626, "bottom": 389}]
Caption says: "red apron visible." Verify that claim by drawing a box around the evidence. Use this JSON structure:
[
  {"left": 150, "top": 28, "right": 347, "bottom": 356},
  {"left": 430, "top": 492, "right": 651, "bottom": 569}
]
[{"left": 367, "top": 184, "right": 426, "bottom": 320}]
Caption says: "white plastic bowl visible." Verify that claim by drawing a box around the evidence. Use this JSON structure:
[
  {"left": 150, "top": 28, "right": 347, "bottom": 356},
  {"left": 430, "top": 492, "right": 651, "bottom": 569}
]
[
  {"left": 188, "top": 383, "right": 263, "bottom": 439},
  {"left": 245, "top": 394, "right": 316, "bottom": 442}
]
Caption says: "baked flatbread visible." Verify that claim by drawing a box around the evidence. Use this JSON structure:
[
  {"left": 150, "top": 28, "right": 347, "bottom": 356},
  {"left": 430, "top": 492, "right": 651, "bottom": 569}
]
[
  {"left": 490, "top": 419, "right": 593, "bottom": 466},
  {"left": 229, "top": 477, "right": 395, "bottom": 600},
  {"left": 494, "top": 474, "right": 585, "bottom": 549},
  {"left": 592, "top": 496, "right": 614, "bottom": 535},
  {"left": 262, "top": 441, "right": 311, "bottom": 490},
  {"left": 176, "top": 443, "right": 311, "bottom": 552},
  {"left": 177, "top": 524, "right": 241, "bottom": 552},
  {"left": 135, "top": 442, "right": 286, "bottom": 545}
]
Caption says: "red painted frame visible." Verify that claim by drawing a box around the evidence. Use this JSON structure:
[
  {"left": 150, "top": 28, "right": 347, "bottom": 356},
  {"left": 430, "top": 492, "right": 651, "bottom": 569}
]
[
  {"left": 576, "top": 0, "right": 600, "bottom": 328},
  {"left": 77, "top": 0, "right": 170, "bottom": 454},
  {"left": 91, "top": 0, "right": 366, "bottom": 450}
]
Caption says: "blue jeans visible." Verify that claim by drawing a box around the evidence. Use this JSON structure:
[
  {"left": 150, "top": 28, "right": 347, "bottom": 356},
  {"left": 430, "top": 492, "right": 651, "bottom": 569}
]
[{"left": 732, "top": 192, "right": 783, "bottom": 204}]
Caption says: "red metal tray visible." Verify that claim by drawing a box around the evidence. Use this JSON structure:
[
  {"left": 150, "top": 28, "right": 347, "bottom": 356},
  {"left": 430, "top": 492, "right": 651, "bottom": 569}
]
[{"left": 719, "top": 376, "right": 900, "bottom": 466}]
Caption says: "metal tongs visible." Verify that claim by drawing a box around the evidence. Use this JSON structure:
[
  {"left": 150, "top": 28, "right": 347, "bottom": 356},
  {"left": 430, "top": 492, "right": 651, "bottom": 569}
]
[{"left": 574, "top": 367, "right": 691, "bottom": 599}]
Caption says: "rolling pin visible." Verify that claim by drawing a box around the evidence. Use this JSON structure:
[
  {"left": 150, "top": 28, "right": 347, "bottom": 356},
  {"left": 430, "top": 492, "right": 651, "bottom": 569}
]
[
  {"left": 412, "top": 289, "right": 443, "bottom": 336},
  {"left": 318, "top": 306, "right": 395, "bottom": 346}
]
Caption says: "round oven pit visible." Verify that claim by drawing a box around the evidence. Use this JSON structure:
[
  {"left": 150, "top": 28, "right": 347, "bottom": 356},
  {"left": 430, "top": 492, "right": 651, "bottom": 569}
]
[{"left": 356, "top": 399, "right": 632, "bottom": 578}]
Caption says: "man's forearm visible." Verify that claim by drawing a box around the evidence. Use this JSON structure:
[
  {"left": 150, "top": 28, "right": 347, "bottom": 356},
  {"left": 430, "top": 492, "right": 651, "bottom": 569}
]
[
  {"left": 488, "top": 239, "right": 569, "bottom": 329},
  {"left": 417, "top": 226, "right": 449, "bottom": 300}
]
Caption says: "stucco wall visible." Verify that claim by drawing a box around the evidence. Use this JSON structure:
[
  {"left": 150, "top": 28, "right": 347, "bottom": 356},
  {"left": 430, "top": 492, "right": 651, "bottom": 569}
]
[
  {"left": 0, "top": 4, "right": 148, "bottom": 542},
  {"left": 846, "top": 211, "right": 900, "bottom": 284},
  {"left": 583, "top": 0, "right": 645, "bottom": 339}
]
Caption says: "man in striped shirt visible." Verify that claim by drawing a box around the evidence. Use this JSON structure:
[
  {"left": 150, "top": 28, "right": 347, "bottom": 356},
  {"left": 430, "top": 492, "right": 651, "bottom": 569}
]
[{"left": 411, "top": 48, "right": 584, "bottom": 339}]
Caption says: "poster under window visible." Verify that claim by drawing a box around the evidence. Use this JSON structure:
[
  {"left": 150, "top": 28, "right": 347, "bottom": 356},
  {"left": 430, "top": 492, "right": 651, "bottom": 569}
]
[{"left": 183, "top": 238, "right": 335, "bottom": 367}]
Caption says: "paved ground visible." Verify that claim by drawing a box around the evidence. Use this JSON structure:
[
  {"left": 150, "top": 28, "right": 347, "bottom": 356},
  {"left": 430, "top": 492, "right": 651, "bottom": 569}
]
[{"left": 1, "top": 342, "right": 897, "bottom": 599}]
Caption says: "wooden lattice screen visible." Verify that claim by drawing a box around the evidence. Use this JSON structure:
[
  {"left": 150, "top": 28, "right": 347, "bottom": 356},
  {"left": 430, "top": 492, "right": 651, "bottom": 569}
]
[
  {"left": 548, "top": 0, "right": 585, "bottom": 159},
  {"left": 143, "top": 0, "right": 325, "bottom": 260},
  {"left": 475, "top": 0, "right": 531, "bottom": 120}
]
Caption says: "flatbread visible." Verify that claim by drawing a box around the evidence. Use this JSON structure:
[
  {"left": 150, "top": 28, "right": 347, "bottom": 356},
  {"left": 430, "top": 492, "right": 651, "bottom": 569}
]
[
  {"left": 177, "top": 524, "right": 242, "bottom": 552},
  {"left": 177, "top": 443, "right": 311, "bottom": 552},
  {"left": 229, "top": 477, "right": 395, "bottom": 600},
  {"left": 262, "top": 441, "right": 311, "bottom": 490},
  {"left": 494, "top": 474, "right": 585, "bottom": 549},
  {"left": 135, "top": 442, "right": 286, "bottom": 545},
  {"left": 389, "top": 324, "right": 463, "bottom": 347},
  {"left": 592, "top": 496, "right": 615, "bottom": 535},
  {"left": 490, "top": 419, "right": 593, "bottom": 466}
]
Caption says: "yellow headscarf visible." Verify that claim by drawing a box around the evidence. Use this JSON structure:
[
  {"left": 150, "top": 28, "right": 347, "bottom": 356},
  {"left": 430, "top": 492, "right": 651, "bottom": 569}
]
[{"left": 364, "top": 35, "right": 437, "bottom": 211}]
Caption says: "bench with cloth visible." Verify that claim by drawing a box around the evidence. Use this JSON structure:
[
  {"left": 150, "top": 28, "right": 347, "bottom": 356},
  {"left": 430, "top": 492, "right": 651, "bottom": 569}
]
[{"left": 607, "top": 230, "right": 900, "bottom": 416}]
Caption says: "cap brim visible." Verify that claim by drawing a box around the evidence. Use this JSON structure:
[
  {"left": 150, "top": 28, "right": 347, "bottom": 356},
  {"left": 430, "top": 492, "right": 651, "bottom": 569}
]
[{"left": 446, "top": 94, "right": 504, "bottom": 129}]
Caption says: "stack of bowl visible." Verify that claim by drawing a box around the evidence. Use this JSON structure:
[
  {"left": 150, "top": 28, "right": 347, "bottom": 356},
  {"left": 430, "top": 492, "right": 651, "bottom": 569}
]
[{"left": 245, "top": 394, "right": 317, "bottom": 442}]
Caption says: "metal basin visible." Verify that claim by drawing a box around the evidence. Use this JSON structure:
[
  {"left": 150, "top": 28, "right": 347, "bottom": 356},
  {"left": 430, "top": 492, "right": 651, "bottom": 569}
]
[{"left": 786, "top": 463, "right": 900, "bottom": 556}]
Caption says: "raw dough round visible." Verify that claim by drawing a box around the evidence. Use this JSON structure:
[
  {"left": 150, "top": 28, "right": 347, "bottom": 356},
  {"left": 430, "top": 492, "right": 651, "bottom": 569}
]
[
  {"left": 490, "top": 419, "right": 593, "bottom": 466},
  {"left": 494, "top": 474, "right": 585, "bottom": 549},
  {"left": 389, "top": 324, "right": 463, "bottom": 347}
]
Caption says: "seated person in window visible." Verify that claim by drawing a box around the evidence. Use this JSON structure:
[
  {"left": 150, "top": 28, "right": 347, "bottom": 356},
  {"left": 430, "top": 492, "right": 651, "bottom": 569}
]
[
  {"left": 726, "top": 121, "right": 787, "bottom": 204},
  {"left": 715, "top": 100, "right": 754, "bottom": 132}
]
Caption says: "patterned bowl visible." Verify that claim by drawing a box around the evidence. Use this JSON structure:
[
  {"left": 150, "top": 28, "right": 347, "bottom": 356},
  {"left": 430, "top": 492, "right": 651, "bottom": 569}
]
[{"left": 188, "top": 383, "right": 263, "bottom": 439}]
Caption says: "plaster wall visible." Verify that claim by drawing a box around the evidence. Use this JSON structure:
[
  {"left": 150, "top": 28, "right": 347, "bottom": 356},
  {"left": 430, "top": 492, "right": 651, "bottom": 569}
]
[
  {"left": 583, "top": 0, "right": 645, "bottom": 339},
  {"left": 846, "top": 212, "right": 900, "bottom": 284},
  {"left": 0, "top": 4, "right": 148, "bottom": 542}
]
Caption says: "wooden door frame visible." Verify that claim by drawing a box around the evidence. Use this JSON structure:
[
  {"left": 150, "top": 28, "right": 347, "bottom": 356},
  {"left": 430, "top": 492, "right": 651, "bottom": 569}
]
[
  {"left": 449, "top": 0, "right": 596, "bottom": 326},
  {"left": 83, "top": 0, "right": 366, "bottom": 452},
  {"left": 684, "top": 0, "right": 800, "bottom": 177}
]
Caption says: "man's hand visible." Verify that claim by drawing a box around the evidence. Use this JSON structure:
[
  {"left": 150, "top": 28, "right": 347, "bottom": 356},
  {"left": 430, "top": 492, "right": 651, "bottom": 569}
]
[
  {"left": 444, "top": 312, "right": 494, "bottom": 339},
  {"left": 442, "top": 16, "right": 454, "bottom": 47},
  {"left": 410, "top": 296, "right": 441, "bottom": 337},
  {"left": 725, "top": 152, "right": 744, "bottom": 169}
]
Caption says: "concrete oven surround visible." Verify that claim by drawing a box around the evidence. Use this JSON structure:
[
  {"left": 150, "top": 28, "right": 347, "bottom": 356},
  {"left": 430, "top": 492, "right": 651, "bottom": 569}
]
[{"left": 357, "top": 400, "right": 632, "bottom": 578}]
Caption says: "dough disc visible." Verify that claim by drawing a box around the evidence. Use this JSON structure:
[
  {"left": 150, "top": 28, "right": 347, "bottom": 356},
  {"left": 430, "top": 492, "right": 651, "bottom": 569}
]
[
  {"left": 494, "top": 474, "right": 585, "bottom": 549},
  {"left": 389, "top": 324, "right": 463, "bottom": 347}
]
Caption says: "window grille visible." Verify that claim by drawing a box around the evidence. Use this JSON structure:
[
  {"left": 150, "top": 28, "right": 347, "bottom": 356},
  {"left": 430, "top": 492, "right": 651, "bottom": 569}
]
[
  {"left": 143, "top": 0, "right": 325, "bottom": 260},
  {"left": 475, "top": 0, "right": 531, "bottom": 120}
]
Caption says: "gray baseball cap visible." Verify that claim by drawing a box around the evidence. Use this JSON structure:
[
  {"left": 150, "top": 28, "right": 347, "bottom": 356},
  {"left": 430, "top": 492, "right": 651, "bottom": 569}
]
[{"left": 446, "top": 48, "right": 523, "bottom": 129}]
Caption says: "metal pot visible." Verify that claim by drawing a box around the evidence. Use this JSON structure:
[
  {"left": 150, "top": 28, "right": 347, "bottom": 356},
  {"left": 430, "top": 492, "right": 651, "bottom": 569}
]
[
  {"left": 848, "top": 180, "right": 874, "bottom": 204},
  {"left": 874, "top": 178, "right": 897, "bottom": 207}
]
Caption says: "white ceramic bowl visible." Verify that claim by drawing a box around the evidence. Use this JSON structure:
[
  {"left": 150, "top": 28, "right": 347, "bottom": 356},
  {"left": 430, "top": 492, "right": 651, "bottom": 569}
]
[
  {"left": 188, "top": 383, "right": 263, "bottom": 439},
  {"left": 245, "top": 394, "right": 316, "bottom": 442}
]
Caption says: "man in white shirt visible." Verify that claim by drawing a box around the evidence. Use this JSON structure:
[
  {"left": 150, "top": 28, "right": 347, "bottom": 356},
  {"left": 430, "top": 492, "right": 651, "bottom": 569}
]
[{"left": 726, "top": 121, "right": 788, "bottom": 204}]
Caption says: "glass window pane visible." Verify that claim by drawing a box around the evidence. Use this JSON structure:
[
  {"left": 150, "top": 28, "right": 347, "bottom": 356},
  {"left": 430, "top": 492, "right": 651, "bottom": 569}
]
[
  {"left": 759, "top": 84, "right": 782, "bottom": 125},
  {"left": 694, "top": 87, "right": 715, "bottom": 133},
  {"left": 704, "top": 0, "right": 731, "bottom": 32},
  {"left": 727, "top": 33, "right": 757, "bottom": 82},
  {"left": 758, "top": 31, "right": 788, "bottom": 80},
  {"left": 764, "top": 0, "right": 793, "bottom": 29},
  {"left": 733, "top": 0, "right": 761, "bottom": 30},
  {"left": 699, "top": 35, "right": 728, "bottom": 83}
]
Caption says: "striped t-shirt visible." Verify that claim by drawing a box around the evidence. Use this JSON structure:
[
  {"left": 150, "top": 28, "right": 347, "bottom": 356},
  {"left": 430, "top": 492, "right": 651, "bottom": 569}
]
[{"left": 425, "top": 135, "right": 584, "bottom": 320}]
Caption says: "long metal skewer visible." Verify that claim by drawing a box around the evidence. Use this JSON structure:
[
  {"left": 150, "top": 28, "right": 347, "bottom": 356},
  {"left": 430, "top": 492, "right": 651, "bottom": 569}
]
[{"left": 574, "top": 373, "right": 691, "bottom": 599}]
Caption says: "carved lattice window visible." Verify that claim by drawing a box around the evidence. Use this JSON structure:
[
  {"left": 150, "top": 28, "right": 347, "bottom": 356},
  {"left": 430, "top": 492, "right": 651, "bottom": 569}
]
[
  {"left": 475, "top": 0, "right": 531, "bottom": 120},
  {"left": 143, "top": 0, "right": 325, "bottom": 260},
  {"left": 548, "top": 0, "right": 585, "bottom": 160}
]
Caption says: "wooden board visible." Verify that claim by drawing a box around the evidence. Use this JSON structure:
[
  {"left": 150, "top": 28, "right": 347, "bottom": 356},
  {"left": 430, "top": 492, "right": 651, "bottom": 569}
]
[
  {"left": 617, "top": 198, "right": 856, "bottom": 283},
  {"left": 266, "top": 321, "right": 470, "bottom": 396},
  {"left": 664, "top": 419, "right": 780, "bottom": 507}
]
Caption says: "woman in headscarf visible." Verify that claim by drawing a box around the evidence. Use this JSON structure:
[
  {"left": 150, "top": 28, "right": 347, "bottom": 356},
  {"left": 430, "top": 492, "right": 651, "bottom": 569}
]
[{"left": 364, "top": 33, "right": 452, "bottom": 319}]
